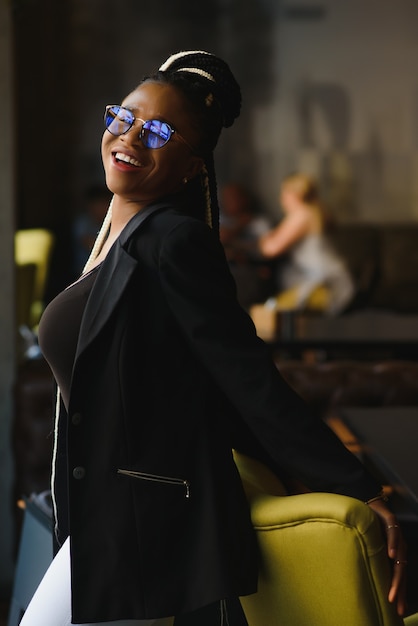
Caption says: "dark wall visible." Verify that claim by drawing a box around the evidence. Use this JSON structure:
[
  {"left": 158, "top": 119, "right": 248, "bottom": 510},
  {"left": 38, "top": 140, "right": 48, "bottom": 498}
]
[
  {"left": 13, "top": 0, "right": 75, "bottom": 295},
  {"left": 13, "top": 0, "right": 277, "bottom": 297},
  {"left": 13, "top": 0, "right": 74, "bottom": 229}
]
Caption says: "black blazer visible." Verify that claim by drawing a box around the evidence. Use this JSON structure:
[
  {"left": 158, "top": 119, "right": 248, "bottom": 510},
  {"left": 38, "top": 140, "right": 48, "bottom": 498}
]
[{"left": 52, "top": 198, "right": 380, "bottom": 622}]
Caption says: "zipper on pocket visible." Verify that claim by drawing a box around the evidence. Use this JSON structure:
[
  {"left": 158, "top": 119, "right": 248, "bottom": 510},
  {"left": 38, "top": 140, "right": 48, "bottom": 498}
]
[{"left": 117, "top": 468, "right": 190, "bottom": 498}]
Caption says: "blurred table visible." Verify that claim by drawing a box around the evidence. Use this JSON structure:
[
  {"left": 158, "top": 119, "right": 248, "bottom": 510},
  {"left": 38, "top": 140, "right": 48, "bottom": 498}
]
[
  {"left": 338, "top": 406, "right": 418, "bottom": 520},
  {"left": 267, "top": 310, "right": 418, "bottom": 360}
]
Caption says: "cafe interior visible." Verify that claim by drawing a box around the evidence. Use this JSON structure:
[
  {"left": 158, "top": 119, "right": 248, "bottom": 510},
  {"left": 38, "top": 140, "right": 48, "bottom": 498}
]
[{"left": 1, "top": 0, "right": 418, "bottom": 624}]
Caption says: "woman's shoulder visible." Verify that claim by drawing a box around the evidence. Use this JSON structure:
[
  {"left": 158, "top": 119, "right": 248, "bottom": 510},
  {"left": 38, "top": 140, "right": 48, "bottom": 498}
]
[
  {"left": 126, "top": 206, "right": 216, "bottom": 258},
  {"left": 152, "top": 206, "right": 205, "bottom": 228},
  {"left": 147, "top": 208, "right": 214, "bottom": 243}
]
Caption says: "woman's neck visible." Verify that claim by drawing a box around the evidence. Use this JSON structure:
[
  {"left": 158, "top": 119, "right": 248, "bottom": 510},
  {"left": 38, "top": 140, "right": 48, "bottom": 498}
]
[{"left": 109, "top": 196, "right": 147, "bottom": 235}]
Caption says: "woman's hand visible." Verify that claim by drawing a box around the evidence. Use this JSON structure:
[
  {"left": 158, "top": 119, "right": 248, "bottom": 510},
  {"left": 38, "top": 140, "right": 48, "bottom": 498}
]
[{"left": 367, "top": 498, "right": 408, "bottom": 616}]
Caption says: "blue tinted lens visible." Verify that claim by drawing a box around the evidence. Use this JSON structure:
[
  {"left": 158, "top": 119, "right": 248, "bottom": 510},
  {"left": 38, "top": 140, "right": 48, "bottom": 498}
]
[
  {"left": 141, "top": 120, "right": 172, "bottom": 149},
  {"left": 105, "top": 106, "right": 134, "bottom": 135}
]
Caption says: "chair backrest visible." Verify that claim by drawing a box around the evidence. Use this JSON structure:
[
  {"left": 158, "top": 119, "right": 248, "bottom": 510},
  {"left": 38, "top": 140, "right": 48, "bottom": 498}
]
[
  {"left": 15, "top": 263, "right": 37, "bottom": 329},
  {"left": 233, "top": 451, "right": 404, "bottom": 626},
  {"left": 15, "top": 229, "right": 55, "bottom": 328}
]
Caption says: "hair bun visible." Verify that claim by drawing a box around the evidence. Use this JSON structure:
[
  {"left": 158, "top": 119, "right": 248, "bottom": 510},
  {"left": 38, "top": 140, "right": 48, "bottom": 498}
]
[{"left": 159, "top": 50, "right": 241, "bottom": 128}]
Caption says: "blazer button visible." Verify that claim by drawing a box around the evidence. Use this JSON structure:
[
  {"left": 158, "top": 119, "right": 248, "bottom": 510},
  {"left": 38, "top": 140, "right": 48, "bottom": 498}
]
[
  {"left": 71, "top": 412, "right": 82, "bottom": 425},
  {"left": 73, "top": 466, "right": 86, "bottom": 480}
]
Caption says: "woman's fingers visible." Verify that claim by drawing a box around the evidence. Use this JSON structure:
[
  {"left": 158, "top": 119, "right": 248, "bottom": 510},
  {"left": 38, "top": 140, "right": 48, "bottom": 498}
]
[
  {"left": 367, "top": 500, "right": 408, "bottom": 616},
  {"left": 388, "top": 531, "right": 408, "bottom": 615}
]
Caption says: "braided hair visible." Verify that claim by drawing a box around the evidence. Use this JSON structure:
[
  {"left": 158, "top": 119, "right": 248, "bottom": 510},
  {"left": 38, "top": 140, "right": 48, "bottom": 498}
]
[
  {"left": 83, "top": 51, "right": 241, "bottom": 274},
  {"left": 145, "top": 50, "right": 241, "bottom": 235}
]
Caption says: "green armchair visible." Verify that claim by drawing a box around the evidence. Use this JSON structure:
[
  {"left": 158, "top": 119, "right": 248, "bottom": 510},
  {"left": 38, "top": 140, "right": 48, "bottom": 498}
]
[{"left": 234, "top": 451, "right": 415, "bottom": 626}]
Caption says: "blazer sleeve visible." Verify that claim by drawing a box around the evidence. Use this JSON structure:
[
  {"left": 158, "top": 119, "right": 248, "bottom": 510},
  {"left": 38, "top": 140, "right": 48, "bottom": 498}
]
[{"left": 157, "top": 218, "right": 381, "bottom": 501}]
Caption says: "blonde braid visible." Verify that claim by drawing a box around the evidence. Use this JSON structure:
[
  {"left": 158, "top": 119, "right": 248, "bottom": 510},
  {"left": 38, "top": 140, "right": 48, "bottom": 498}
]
[
  {"left": 82, "top": 197, "right": 113, "bottom": 274},
  {"left": 159, "top": 50, "right": 213, "bottom": 73},
  {"left": 51, "top": 386, "right": 61, "bottom": 544}
]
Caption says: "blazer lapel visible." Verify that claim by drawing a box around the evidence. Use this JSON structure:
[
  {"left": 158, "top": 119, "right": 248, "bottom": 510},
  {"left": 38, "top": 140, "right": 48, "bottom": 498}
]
[{"left": 75, "top": 200, "right": 171, "bottom": 360}]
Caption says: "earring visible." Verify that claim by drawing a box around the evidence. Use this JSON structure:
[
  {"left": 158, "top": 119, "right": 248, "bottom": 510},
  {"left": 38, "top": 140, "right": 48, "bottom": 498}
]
[{"left": 182, "top": 177, "right": 188, "bottom": 185}]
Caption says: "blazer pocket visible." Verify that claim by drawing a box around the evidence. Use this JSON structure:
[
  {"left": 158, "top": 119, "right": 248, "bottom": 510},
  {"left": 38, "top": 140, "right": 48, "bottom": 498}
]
[{"left": 117, "top": 468, "right": 190, "bottom": 499}]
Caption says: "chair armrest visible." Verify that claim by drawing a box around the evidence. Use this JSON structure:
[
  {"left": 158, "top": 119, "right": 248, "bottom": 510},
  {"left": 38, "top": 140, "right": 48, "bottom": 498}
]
[
  {"left": 234, "top": 452, "right": 403, "bottom": 626},
  {"left": 250, "top": 491, "right": 379, "bottom": 549}
]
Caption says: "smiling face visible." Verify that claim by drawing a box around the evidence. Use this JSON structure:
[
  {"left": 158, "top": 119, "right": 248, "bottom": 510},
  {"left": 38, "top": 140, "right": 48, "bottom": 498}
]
[{"left": 101, "top": 81, "right": 203, "bottom": 207}]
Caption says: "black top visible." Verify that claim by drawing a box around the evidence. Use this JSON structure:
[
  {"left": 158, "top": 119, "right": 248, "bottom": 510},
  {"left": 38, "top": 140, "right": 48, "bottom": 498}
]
[{"left": 38, "top": 266, "right": 101, "bottom": 410}]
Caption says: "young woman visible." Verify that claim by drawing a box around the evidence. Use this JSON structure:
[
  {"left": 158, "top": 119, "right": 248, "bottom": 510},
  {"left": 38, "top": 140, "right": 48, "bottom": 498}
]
[
  {"left": 259, "top": 173, "right": 355, "bottom": 314},
  {"left": 23, "top": 51, "right": 406, "bottom": 626}
]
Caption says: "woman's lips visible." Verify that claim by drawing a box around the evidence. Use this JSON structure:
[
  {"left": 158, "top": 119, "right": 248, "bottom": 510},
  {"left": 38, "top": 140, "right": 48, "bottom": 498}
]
[{"left": 112, "top": 151, "right": 143, "bottom": 169}]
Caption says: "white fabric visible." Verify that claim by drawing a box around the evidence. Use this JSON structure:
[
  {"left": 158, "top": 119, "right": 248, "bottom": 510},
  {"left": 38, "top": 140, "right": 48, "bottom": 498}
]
[
  {"left": 279, "top": 233, "right": 355, "bottom": 314},
  {"left": 19, "top": 537, "right": 174, "bottom": 626}
]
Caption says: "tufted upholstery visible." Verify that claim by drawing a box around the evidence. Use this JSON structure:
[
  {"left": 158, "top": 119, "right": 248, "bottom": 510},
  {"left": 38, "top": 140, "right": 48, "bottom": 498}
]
[
  {"left": 276, "top": 359, "right": 418, "bottom": 420},
  {"left": 235, "top": 451, "right": 412, "bottom": 626}
]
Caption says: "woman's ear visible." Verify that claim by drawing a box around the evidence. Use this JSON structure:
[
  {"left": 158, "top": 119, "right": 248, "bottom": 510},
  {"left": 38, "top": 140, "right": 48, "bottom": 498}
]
[{"left": 184, "top": 155, "right": 204, "bottom": 182}]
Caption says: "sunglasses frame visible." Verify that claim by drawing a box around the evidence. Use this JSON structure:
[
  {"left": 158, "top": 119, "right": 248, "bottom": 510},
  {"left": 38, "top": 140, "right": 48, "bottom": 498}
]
[{"left": 104, "top": 105, "right": 195, "bottom": 152}]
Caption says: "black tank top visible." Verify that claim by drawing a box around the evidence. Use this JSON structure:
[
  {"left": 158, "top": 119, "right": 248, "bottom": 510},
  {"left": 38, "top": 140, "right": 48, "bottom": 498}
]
[{"left": 38, "top": 266, "right": 101, "bottom": 410}]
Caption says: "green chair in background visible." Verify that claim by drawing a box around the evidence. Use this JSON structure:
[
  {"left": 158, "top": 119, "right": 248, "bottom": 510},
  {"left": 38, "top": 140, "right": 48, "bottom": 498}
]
[{"left": 15, "top": 228, "right": 55, "bottom": 329}]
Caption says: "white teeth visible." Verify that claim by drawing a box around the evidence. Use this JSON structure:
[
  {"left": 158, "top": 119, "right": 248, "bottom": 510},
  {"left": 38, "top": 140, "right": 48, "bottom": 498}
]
[{"left": 115, "top": 152, "right": 141, "bottom": 167}]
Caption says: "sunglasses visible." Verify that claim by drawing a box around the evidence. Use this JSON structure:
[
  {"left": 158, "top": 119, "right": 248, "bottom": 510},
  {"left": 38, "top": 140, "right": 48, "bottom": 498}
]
[{"left": 104, "top": 105, "right": 195, "bottom": 151}]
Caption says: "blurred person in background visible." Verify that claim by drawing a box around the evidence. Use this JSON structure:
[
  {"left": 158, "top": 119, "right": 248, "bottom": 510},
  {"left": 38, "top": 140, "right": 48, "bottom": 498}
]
[
  {"left": 258, "top": 172, "right": 354, "bottom": 314},
  {"left": 219, "top": 182, "right": 273, "bottom": 308}
]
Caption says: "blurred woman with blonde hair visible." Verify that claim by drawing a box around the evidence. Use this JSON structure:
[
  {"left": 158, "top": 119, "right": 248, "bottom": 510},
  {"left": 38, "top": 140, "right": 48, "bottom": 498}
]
[{"left": 259, "top": 172, "right": 354, "bottom": 314}]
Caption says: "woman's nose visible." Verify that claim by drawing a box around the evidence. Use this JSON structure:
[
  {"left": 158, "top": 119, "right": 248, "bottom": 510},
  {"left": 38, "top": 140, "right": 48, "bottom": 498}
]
[{"left": 120, "top": 125, "right": 143, "bottom": 147}]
